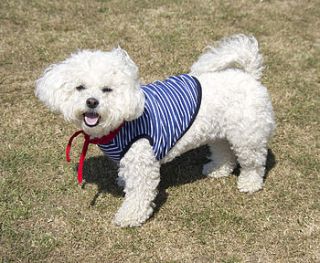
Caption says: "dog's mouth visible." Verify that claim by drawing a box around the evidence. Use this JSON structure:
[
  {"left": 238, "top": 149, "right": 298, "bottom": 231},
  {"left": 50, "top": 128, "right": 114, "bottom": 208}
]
[{"left": 83, "top": 112, "right": 100, "bottom": 127}]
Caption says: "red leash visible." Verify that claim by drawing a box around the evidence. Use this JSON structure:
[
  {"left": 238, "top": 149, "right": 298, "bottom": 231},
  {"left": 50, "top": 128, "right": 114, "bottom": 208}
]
[{"left": 66, "top": 125, "right": 123, "bottom": 184}]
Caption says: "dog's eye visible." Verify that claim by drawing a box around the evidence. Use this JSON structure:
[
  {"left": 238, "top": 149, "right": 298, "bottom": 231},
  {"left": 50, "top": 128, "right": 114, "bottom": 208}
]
[
  {"left": 102, "top": 86, "right": 113, "bottom": 93},
  {"left": 76, "top": 85, "right": 86, "bottom": 91}
]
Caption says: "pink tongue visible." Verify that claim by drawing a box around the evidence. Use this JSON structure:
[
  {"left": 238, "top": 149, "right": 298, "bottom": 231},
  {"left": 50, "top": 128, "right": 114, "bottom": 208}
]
[{"left": 84, "top": 113, "right": 99, "bottom": 126}]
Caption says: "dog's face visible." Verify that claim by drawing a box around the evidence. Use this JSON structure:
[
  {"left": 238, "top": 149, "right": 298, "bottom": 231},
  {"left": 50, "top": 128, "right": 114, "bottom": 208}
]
[{"left": 36, "top": 48, "right": 144, "bottom": 138}]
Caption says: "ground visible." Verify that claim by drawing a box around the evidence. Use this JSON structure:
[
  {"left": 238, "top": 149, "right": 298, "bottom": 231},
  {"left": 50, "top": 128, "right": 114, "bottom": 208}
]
[{"left": 1, "top": 0, "right": 319, "bottom": 262}]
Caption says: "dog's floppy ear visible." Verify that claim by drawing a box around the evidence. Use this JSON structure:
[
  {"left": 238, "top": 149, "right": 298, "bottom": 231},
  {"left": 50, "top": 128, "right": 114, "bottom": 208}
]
[
  {"left": 111, "top": 47, "right": 139, "bottom": 81},
  {"left": 35, "top": 61, "right": 70, "bottom": 113}
]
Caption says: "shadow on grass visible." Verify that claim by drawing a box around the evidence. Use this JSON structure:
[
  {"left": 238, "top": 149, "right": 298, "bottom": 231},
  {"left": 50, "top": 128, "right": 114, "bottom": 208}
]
[
  {"left": 265, "top": 148, "right": 277, "bottom": 180},
  {"left": 79, "top": 146, "right": 276, "bottom": 209}
]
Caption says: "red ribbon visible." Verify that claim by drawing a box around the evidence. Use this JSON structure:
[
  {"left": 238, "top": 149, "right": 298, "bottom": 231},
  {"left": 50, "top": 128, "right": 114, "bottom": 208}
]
[{"left": 66, "top": 125, "right": 123, "bottom": 184}]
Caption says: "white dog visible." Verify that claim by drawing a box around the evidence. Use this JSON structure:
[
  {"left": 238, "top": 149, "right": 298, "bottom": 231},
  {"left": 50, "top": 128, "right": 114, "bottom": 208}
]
[{"left": 36, "top": 34, "right": 275, "bottom": 227}]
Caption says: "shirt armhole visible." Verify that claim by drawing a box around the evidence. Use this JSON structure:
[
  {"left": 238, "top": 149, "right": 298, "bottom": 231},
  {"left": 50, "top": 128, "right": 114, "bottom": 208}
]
[{"left": 119, "top": 135, "right": 154, "bottom": 160}]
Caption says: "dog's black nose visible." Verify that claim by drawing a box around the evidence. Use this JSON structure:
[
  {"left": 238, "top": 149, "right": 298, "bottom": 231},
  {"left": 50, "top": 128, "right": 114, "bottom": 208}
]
[{"left": 86, "top": 97, "right": 99, "bottom": 109}]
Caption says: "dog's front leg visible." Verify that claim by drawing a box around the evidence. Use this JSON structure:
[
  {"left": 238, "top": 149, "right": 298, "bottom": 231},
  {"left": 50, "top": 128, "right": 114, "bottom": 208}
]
[{"left": 114, "top": 139, "right": 160, "bottom": 227}]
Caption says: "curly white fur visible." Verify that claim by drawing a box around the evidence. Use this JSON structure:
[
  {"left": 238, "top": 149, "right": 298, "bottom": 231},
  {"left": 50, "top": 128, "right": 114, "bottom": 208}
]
[
  {"left": 36, "top": 48, "right": 144, "bottom": 138},
  {"left": 191, "top": 34, "right": 264, "bottom": 80},
  {"left": 36, "top": 34, "right": 275, "bottom": 227}
]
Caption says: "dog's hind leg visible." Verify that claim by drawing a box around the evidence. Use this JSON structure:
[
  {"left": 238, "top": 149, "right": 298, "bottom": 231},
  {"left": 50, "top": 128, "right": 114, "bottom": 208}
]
[
  {"left": 202, "top": 139, "right": 237, "bottom": 178},
  {"left": 232, "top": 141, "right": 268, "bottom": 193},
  {"left": 114, "top": 139, "right": 160, "bottom": 227}
]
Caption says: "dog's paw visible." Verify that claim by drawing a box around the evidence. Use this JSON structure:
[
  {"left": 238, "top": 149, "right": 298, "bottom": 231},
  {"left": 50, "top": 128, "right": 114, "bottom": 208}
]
[
  {"left": 202, "top": 161, "right": 234, "bottom": 178},
  {"left": 113, "top": 201, "right": 154, "bottom": 227},
  {"left": 237, "top": 170, "right": 264, "bottom": 193},
  {"left": 113, "top": 214, "right": 143, "bottom": 227}
]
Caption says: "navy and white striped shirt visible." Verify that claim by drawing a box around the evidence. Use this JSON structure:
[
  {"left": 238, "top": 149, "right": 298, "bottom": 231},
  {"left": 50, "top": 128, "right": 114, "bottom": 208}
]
[{"left": 98, "top": 74, "right": 202, "bottom": 162}]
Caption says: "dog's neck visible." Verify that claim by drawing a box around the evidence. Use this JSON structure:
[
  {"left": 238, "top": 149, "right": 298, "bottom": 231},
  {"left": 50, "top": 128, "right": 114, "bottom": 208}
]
[{"left": 66, "top": 124, "right": 124, "bottom": 184}]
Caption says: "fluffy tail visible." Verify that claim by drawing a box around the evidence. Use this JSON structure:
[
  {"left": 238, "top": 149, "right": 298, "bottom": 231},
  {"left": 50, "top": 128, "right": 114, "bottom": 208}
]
[{"left": 190, "top": 34, "right": 264, "bottom": 80}]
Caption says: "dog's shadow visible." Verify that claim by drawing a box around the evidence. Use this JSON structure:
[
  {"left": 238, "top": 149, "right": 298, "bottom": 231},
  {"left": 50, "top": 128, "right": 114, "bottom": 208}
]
[{"left": 80, "top": 147, "right": 276, "bottom": 210}]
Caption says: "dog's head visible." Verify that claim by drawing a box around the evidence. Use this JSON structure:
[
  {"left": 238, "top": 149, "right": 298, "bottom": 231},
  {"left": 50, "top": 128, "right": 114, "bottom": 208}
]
[{"left": 35, "top": 48, "right": 144, "bottom": 138}]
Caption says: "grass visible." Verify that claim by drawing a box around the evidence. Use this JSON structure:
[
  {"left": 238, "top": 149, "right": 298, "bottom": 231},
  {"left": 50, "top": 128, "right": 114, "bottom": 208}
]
[{"left": 1, "top": 0, "right": 319, "bottom": 262}]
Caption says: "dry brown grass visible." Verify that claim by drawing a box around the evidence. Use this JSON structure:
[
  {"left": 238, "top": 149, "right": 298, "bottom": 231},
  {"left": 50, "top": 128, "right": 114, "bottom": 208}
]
[{"left": 1, "top": 0, "right": 319, "bottom": 262}]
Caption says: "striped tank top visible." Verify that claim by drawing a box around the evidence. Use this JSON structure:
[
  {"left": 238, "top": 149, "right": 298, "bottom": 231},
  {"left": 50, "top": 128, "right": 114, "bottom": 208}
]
[{"left": 98, "top": 74, "right": 202, "bottom": 162}]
